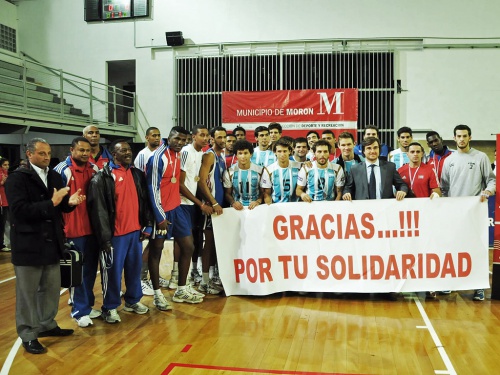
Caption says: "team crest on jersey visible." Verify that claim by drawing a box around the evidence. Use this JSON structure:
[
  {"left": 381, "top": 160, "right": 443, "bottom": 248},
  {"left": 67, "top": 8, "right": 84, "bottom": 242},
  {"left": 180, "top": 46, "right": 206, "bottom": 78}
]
[{"left": 468, "top": 162, "right": 475, "bottom": 169}]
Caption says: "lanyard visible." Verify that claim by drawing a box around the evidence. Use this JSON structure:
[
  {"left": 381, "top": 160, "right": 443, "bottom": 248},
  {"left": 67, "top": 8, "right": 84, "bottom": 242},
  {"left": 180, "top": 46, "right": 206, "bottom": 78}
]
[
  {"left": 166, "top": 147, "right": 178, "bottom": 182},
  {"left": 408, "top": 166, "right": 421, "bottom": 190}
]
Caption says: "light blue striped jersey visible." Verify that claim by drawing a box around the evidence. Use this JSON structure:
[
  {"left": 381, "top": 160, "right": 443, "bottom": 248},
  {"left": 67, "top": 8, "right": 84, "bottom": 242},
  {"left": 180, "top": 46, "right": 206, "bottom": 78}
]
[
  {"left": 223, "top": 162, "right": 263, "bottom": 206},
  {"left": 297, "top": 161, "right": 345, "bottom": 201},
  {"left": 251, "top": 149, "right": 276, "bottom": 167},
  {"left": 261, "top": 161, "right": 302, "bottom": 203},
  {"left": 389, "top": 149, "right": 410, "bottom": 169}
]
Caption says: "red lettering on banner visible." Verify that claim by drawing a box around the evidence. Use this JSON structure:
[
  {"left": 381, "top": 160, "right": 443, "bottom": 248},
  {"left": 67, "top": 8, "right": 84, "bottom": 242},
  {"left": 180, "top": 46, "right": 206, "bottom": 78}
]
[
  {"left": 290, "top": 215, "right": 305, "bottom": 239},
  {"left": 273, "top": 215, "right": 287, "bottom": 240},
  {"left": 458, "top": 252, "right": 472, "bottom": 276},
  {"left": 361, "top": 213, "right": 375, "bottom": 239},
  {"left": 426, "top": 254, "right": 440, "bottom": 278},
  {"left": 316, "top": 255, "right": 329, "bottom": 280},
  {"left": 345, "top": 214, "right": 360, "bottom": 239},
  {"left": 306, "top": 214, "right": 320, "bottom": 239},
  {"left": 418, "top": 253, "right": 424, "bottom": 278},
  {"left": 278, "top": 255, "right": 292, "bottom": 279},
  {"left": 441, "top": 253, "right": 457, "bottom": 278},
  {"left": 385, "top": 255, "right": 401, "bottom": 279},
  {"left": 321, "top": 214, "right": 335, "bottom": 239},
  {"left": 234, "top": 258, "right": 273, "bottom": 283},
  {"left": 348, "top": 256, "right": 361, "bottom": 279},
  {"left": 331, "top": 256, "right": 346, "bottom": 280},
  {"left": 361, "top": 255, "right": 368, "bottom": 279},
  {"left": 401, "top": 254, "right": 417, "bottom": 278},
  {"left": 294, "top": 256, "right": 308, "bottom": 279},
  {"left": 370, "top": 256, "right": 384, "bottom": 279}
]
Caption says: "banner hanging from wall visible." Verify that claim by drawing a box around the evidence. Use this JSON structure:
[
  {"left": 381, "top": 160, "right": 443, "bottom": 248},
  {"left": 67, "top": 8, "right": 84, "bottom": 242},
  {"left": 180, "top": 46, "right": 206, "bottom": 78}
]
[
  {"left": 213, "top": 197, "right": 489, "bottom": 296},
  {"left": 222, "top": 89, "right": 358, "bottom": 142}
]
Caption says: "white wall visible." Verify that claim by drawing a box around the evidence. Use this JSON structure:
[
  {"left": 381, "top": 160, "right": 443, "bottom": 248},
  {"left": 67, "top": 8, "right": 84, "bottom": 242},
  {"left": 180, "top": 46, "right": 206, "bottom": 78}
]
[{"left": 9, "top": 0, "right": 500, "bottom": 140}]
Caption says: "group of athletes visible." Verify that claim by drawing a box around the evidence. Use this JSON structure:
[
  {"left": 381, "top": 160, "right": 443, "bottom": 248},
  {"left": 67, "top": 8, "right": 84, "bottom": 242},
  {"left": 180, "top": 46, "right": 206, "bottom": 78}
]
[{"left": 52, "top": 121, "right": 496, "bottom": 329}]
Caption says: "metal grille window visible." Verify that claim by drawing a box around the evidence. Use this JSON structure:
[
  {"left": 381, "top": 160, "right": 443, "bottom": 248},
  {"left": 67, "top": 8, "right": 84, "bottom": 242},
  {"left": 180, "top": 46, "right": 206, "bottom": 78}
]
[
  {"left": 0, "top": 24, "right": 17, "bottom": 53},
  {"left": 175, "top": 50, "right": 394, "bottom": 147}
]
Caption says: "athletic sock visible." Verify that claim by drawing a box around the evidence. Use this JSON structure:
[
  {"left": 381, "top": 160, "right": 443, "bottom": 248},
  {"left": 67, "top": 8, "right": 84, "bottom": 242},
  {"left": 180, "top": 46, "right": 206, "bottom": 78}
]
[{"left": 202, "top": 272, "right": 209, "bottom": 284}]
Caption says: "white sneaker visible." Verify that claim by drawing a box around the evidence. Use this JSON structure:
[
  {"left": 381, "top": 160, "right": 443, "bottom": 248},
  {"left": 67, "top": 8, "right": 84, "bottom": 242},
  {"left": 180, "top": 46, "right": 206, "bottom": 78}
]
[
  {"left": 124, "top": 302, "right": 149, "bottom": 314},
  {"left": 102, "top": 309, "right": 121, "bottom": 323},
  {"left": 159, "top": 277, "right": 169, "bottom": 288},
  {"left": 188, "top": 284, "right": 205, "bottom": 298},
  {"left": 168, "top": 272, "right": 178, "bottom": 289},
  {"left": 153, "top": 294, "right": 173, "bottom": 311},
  {"left": 172, "top": 288, "right": 203, "bottom": 304},
  {"left": 141, "top": 280, "right": 154, "bottom": 296},
  {"left": 89, "top": 309, "right": 102, "bottom": 319},
  {"left": 190, "top": 269, "right": 203, "bottom": 284},
  {"left": 75, "top": 315, "right": 93, "bottom": 327},
  {"left": 199, "top": 281, "right": 222, "bottom": 295}
]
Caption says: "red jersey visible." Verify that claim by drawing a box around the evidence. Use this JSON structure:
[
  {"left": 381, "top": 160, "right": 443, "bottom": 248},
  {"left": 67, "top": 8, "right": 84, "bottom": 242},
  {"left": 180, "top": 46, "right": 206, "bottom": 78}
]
[
  {"left": 398, "top": 163, "right": 439, "bottom": 198},
  {"left": 112, "top": 165, "right": 141, "bottom": 236}
]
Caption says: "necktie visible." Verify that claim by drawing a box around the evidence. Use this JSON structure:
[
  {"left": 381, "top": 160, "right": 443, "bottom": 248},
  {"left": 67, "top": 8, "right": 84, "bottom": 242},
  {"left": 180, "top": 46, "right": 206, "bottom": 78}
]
[{"left": 368, "top": 164, "right": 376, "bottom": 199}]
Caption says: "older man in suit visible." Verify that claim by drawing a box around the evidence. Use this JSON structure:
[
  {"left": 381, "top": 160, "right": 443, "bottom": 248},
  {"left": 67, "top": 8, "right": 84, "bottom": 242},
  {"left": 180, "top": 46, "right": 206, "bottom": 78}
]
[
  {"left": 5, "top": 138, "right": 85, "bottom": 354},
  {"left": 342, "top": 137, "right": 408, "bottom": 201}
]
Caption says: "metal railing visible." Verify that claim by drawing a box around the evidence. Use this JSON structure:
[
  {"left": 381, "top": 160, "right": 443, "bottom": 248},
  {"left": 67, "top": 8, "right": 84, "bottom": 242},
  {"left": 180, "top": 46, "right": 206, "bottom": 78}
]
[{"left": 0, "top": 49, "right": 139, "bottom": 132}]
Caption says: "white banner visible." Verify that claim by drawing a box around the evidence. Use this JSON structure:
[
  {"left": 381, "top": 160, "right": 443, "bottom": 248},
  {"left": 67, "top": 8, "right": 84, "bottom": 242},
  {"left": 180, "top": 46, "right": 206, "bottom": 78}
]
[{"left": 212, "top": 197, "right": 489, "bottom": 296}]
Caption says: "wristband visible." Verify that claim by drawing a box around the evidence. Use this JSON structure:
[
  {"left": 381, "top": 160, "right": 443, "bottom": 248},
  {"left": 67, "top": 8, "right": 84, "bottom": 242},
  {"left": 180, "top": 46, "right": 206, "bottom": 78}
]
[{"left": 212, "top": 202, "right": 219, "bottom": 207}]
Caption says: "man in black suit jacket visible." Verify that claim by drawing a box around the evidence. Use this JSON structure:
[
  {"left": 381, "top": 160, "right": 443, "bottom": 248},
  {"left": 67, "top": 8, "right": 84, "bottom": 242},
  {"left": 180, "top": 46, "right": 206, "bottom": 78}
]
[
  {"left": 5, "top": 138, "right": 85, "bottom": 354},
  {"left": 342, "top": 137, "right": 408, "bottom": 201}
]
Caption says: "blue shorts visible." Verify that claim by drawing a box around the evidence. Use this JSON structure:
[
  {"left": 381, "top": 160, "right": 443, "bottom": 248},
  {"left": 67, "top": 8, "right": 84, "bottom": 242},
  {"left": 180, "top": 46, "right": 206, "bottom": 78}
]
[{"left": 153, "top": 205, "right": 192, "bottom": 239}]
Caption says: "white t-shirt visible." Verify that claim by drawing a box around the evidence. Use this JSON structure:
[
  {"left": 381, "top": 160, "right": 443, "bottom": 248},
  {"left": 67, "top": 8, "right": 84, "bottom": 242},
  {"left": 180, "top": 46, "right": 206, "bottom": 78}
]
[
  {"left": 134, "top": 147, "right": 154, "bottom": 172},
  {"left": 180, "top": 144, "right": 203, "bottom": 205}
]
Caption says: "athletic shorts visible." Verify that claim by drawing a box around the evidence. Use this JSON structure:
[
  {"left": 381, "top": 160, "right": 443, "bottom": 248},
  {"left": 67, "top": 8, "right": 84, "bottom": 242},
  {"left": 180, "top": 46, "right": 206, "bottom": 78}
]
[{"left": 152, "top": 205, "right": 192, "bottom": 240}]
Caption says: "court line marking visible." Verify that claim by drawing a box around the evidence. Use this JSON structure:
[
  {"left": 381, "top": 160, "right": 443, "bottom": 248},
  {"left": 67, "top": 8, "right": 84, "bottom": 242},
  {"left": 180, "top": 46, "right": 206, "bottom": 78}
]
[
  {"left": 412, "top": 296, "right": 457, "bottom": 375},
  {"left": 0, "top": 287, "right": 69, "bottom": 375},
  {"left": 0, "top": 276, "right": 15, "bottom": 284}
]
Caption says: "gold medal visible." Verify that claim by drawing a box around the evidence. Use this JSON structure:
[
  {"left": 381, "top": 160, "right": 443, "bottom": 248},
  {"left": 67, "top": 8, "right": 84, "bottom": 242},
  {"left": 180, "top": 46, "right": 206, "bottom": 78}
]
[
  {"left": 171, "top": 177, "right": 177, "bottom": 183},
  {"left": 194, "top": 176, "right": 200, "bottom": 182}
]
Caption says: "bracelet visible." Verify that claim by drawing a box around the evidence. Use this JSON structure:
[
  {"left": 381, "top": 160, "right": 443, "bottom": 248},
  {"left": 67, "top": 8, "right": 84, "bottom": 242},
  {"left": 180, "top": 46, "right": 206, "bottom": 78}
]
[{"left": 212, "top": 202, "right": 219, "bottom": 207}]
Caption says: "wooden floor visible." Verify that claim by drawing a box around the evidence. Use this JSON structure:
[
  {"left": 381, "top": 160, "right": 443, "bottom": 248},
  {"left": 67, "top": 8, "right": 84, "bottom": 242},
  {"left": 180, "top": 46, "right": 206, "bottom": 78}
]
[{"left": 1, "top": 243, "right": 499, "bottom": 375}]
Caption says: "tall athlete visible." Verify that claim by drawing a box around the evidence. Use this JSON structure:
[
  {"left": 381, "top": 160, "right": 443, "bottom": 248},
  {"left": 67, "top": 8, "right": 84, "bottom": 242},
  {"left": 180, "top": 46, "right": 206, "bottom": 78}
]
[
  {"left": 82, "top": 125, "right": 113, "bottom": 170},
  {"left": 426, "top": 130, "right": 455, "bottom": 181},
  {"left": 197, "top": 127, "right": 227, "bottom": 294},
  {"left": 251, "top": 126, "right": 276, "bottom": 167},
  {"left": 389, "top": 126, "right": 413, "bottom": 169},
  {"left": 262, "top": 138, "right": 302, "bottom": 204},
  {"left": 54, "top": 137, "right": 100, "bottom": 327},
  {"left": 147, "top": 126, "right": 203, "bottom": 307},
  {"left": 224, "top": 140, "right": 263, "bottom": 210}
]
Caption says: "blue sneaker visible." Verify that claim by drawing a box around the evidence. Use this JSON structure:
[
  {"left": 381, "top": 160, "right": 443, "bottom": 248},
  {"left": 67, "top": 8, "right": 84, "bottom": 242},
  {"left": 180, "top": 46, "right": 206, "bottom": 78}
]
[{"left": 473, "top": 289, "right": 484, "bottom": 301}]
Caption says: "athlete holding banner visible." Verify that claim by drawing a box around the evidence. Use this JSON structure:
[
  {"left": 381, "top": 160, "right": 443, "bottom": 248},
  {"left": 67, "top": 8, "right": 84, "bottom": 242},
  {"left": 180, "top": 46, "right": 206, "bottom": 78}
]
[
  {"left": 296, "top": 140, "right": 345, "bottom": 202},
  {"left": 224, "top": 140, "right": 263, "bottom": 210},
  {"left": 261, "top": 138, "right": 302, "bottom": 204}
]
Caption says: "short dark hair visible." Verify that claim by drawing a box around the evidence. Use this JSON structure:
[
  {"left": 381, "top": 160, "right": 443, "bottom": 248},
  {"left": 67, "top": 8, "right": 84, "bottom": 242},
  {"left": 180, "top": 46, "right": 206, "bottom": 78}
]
[
  {"left": 272, "top": 137, "right": 293, "bottom": 153},
  {"left": 408, "top": 142, "right": 424, "bottom": 153},
  {"left": 338, "top": 131, "right": 354, "bottom": 142},
  {"left": 71, "top": 136, "right": 90, "bottom": 148},
  {"left": 169, "top": 126, "right": 190, "bottom": 137},
  {"left": 397, "top": 126, "right": 413, "bottom": 137},
  {"left": 364, "top": 125, "right": 379, "bottom": 135},
  {"left": 322, "top": 129, "right": 335, "bottom": 137},
  {"left": 192, "top": 124, "right": 208, "bottom": 135},
  {"left": 426, "top": 130, "right": 441, "bottom": 140},
  {"left": 226, "top": 133, "right": 237, "bottom": 139},
  {"left": 145, "top": 127, "right": 159, "bottom": 136},
  {"left": 454, "top": 124, "right": 471, "bottom": 136},
  {"left": 210, "top": 126, "right": 226, "bottom": 138},
  {"left": 233, "top": 140, "right": 254, "bottom": 155},
  {"left": 306, "top": 130, "right": 319, "bottom": 139},
  {"left": 233, "top": 126, "right": 246, "bottom": 135},
  {"left": 361, "top": 137, "right": 380, "bottom": 152},
  {"left": 0, "top": 158, "right": 9, "bottom": 166},
  {"left": 293, "top": 137, "right": 308, "bottom": 148},
  {"left": 254, "top": 126, "right": 269, "bottom": 138},
  {"left": 268, "top": 122, "right": 282, "bottom": 133},
  {"left": 362, "top": 137, "right": 381, "bottom": 153},
  {"left": 312, "top": 139, "right": 331, "bottom": 153}
]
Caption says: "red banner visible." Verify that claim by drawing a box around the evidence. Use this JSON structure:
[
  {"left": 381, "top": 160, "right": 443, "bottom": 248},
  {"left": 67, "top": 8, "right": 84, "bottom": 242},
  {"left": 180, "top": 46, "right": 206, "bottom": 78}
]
[
  {"left": 222, "top": 89, "right": 358, "bottom": 142},
  {"left": 494, "top": 134, "right": 500, "bottom": 264}
]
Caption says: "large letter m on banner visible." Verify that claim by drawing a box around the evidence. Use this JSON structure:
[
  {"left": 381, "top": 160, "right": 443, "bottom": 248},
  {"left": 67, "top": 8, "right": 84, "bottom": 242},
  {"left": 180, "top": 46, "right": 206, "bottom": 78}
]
[{"left": 317, "top": 92, "right": 344, "bottom": 115}]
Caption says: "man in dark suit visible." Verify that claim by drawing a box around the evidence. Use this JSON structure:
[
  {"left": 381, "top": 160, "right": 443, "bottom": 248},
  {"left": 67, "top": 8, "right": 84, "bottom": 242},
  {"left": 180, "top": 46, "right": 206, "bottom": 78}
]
[
  {"left": 342, "top": 137, "right": 408, "bottom": 201},
  {"left": 342, "top": 136, "right": 408, "bottom": 301},
  {"left": 5, "top": 138, "right": 85, "bottom": 354}
]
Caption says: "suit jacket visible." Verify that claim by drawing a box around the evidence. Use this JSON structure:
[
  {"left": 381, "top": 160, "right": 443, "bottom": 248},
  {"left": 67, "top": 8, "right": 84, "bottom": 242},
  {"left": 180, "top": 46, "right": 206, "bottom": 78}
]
[
  {"left": 342, "top": 160, "right": 408, "bottom": 200},
  {"left": 5, "top": 165, "right": 75, "bottom": 266}
]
